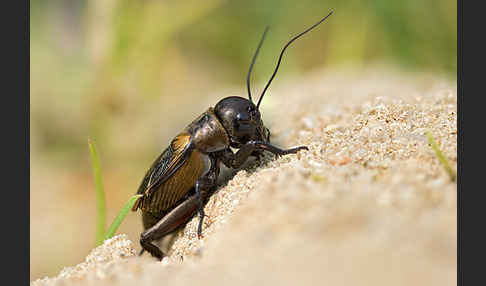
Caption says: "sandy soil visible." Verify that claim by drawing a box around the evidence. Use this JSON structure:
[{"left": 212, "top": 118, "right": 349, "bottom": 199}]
[{"left": 31, "top": 67, "right": 457, "bottom": 286}]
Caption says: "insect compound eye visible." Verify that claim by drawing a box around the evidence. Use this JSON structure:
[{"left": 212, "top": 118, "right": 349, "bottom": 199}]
[
  {"left": 247, "top": 106, "right": 258, "bottom": 119},
  {"left": 234, "top": 111, "right": 253, "bottom": 132},
  {"left": 235, "top": 113, "right": 249, "bottom": 125}
]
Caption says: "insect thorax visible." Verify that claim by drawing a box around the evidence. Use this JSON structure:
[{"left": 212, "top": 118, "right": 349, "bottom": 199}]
[{"left": 188, "top": 108, "right": 230, "bottom": 153}]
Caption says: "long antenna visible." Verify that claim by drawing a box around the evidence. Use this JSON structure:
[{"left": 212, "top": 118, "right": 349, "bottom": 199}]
[
  {"left": 256, "top": 10, "right": 334, "bottom": 109},
  {"left": 247, "top": 26, "right": 270, "bottom": 103}
]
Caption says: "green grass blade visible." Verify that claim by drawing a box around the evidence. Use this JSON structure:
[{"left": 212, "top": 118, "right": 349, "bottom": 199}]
[
  {"left": 88, "top": 139, "right": 106, "bottom": 246},
  {"left": 105, "top": 195, "right": 142, "bottom": 240},
  {"left": 426, "top": 131, "right": 456, "bottom": 182}
]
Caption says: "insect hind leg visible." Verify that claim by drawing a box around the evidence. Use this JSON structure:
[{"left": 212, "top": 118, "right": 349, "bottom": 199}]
[
  {"left": 139, "top": 157, "right": 219, "bottom": 260},
  {"left": 140, "top": 194, "right": 202, "bottom": 260}
]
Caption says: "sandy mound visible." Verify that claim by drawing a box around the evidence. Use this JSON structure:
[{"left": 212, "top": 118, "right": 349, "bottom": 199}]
[{"left": 32, "top": 68, "right": 457, "bottom": 286}]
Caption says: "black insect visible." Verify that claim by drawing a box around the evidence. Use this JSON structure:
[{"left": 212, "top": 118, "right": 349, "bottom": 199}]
[{"left": 132, "top": 11, "right": 334, "bottom": 260}]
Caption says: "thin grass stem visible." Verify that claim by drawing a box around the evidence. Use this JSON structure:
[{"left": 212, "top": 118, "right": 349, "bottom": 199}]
[
  {"left": 88, "top": 139, "right": 107, "bottom": 246},
  {"left": 105, "top": 195, "right": 142, "bottom": 240},
  {"left": 426, "top": 131, "right": 456, "bottom": 182}
]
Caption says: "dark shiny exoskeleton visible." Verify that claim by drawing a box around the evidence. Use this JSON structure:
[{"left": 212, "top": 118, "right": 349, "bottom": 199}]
[{"left": 132, "top": 12, "right": 334, "bottom": 260}]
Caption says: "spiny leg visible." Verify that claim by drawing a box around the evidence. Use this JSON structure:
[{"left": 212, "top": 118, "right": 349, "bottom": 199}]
[
  {"left": 138, "top": 210, "right": 166, "bottom": 256},
  {"left": 219, "top": 141, "right": 308, "bottom": 169},
  {"left": 140, "top": 158, "right": 219, "bottom": 260},
  {"left": 194, "top": 157, "right": 220, "bottom": 238},
  {"left": 195, "top": 181, "right": 205, "bottom": 238},
  {"left": 140, "top": 194, "right": 202, "bottom": 260}
]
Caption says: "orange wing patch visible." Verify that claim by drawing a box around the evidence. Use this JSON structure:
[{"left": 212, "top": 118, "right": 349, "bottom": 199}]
[{"left": 173, "top": 131, "right": 192, "bottom": 150}]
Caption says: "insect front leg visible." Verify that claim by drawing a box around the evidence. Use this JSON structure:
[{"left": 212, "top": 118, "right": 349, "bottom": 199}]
[{"left": 219, "top": 141, "right": 308, "bottom": 169}]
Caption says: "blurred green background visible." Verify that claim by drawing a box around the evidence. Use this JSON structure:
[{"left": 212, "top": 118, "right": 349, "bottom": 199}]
[{"left": 30, "top": 0, "right": 456, "bottom": 280}]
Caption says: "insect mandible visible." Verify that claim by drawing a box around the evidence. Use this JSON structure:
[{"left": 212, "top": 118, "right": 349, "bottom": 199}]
[{"left": 132, "top": 11, "right": 334, "bottom": 260}]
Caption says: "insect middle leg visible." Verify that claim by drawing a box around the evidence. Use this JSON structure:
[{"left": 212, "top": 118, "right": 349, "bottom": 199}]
[
  {"left": 194, "top": 179, "right": 214, "bottom": 238},
  {"left": 194, "top": 156, "right": 220, "bottom": 238}
]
